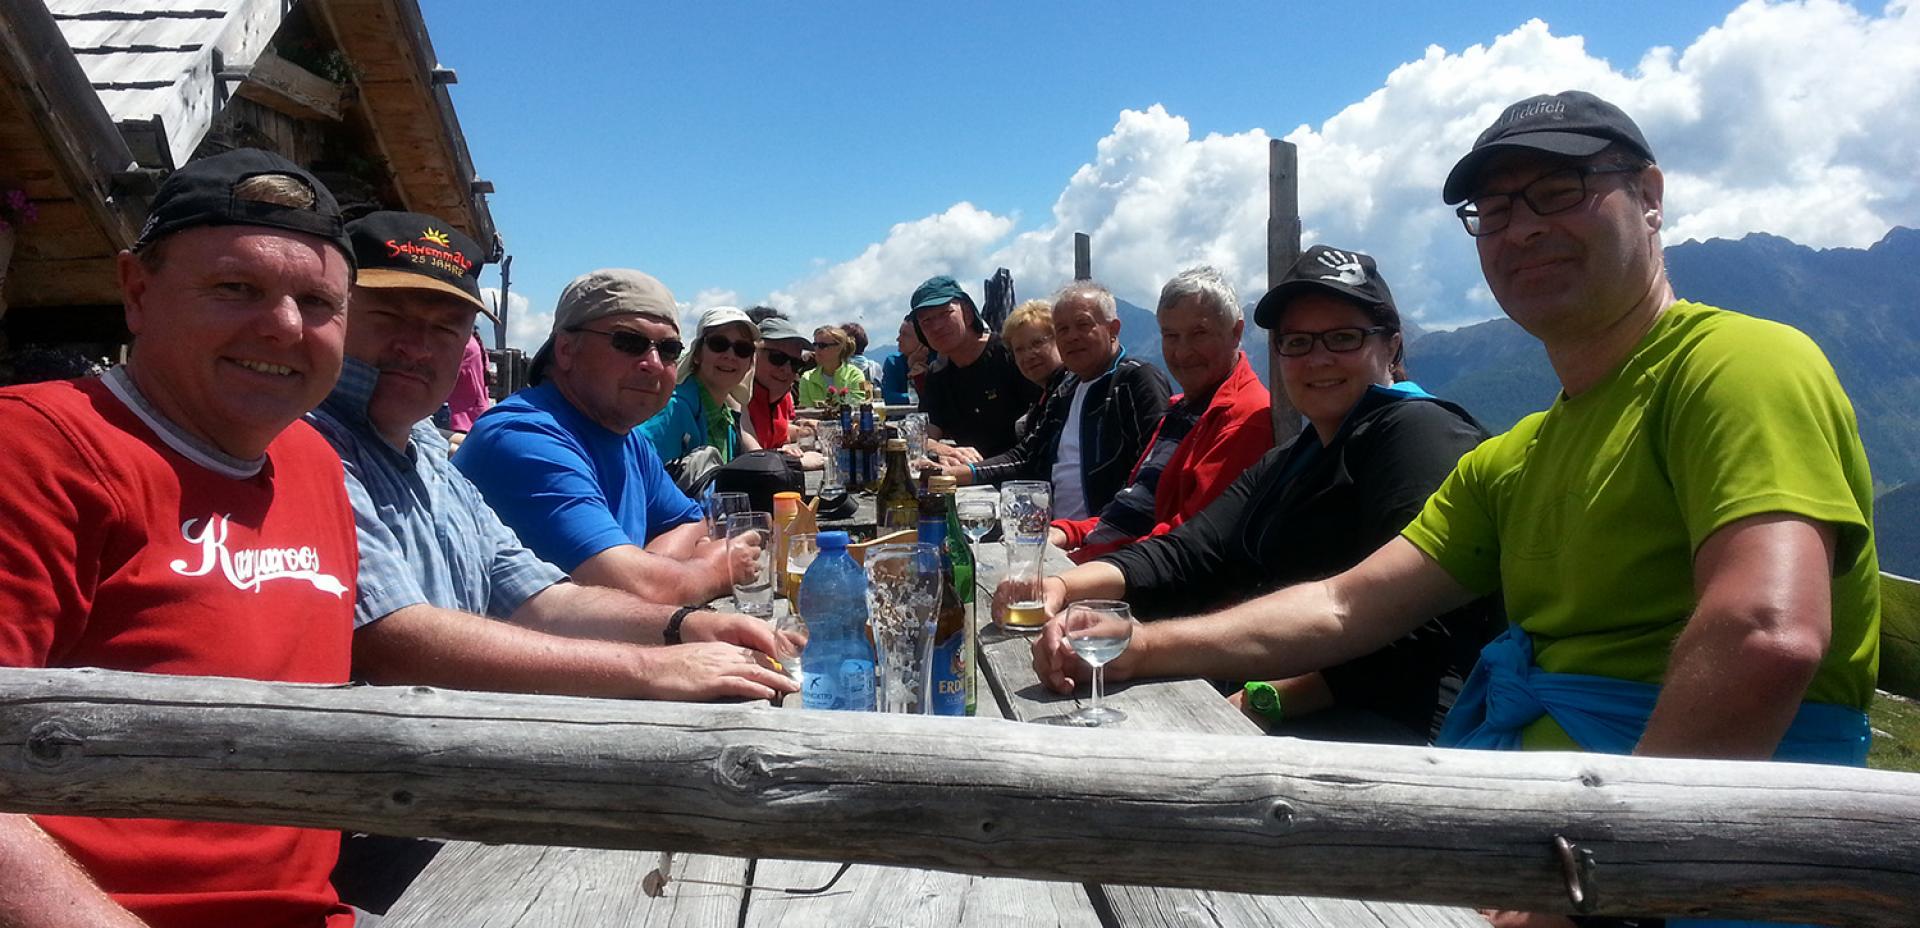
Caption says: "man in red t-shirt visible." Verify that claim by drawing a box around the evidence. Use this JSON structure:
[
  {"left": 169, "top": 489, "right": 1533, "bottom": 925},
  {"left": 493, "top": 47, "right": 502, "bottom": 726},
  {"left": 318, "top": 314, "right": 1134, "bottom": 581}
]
[{"left": 0, "top": 149, "right": 360, "bottom": 928}]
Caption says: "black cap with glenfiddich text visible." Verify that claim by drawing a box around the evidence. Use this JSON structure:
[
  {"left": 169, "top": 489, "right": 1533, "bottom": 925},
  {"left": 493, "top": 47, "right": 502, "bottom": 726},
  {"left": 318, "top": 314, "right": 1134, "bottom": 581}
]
[
  {"left": 133, "top": 148, "right": 352, "bottom": 261},
  {"left": 1442, "top": 90, "right": 1655, "bottom": 204},
  {"left": 346, "top": 210, "right": 494, "bottom": 320}
]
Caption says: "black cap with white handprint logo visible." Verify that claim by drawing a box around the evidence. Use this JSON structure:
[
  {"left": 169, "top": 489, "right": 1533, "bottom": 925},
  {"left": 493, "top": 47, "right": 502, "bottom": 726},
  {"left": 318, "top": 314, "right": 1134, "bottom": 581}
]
[{"left": 1252, "top": 245, "right": 1399, "bottom": 330}]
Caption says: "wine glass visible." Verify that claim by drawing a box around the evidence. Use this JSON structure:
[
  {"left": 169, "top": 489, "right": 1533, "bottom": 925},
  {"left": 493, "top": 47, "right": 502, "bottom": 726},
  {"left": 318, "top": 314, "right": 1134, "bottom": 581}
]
[
  {"left": 863, "top": 543, "right": 943, "bottom": 715},
  {"left": 1061, "top": 600, "right": 1135, "bottom": 726},
  {"left": 956, "top": 490, "right": 998, "bottom": 546}
]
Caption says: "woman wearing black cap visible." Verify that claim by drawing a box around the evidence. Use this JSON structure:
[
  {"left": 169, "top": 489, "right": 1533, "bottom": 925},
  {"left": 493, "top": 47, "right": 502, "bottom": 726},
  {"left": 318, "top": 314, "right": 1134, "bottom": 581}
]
[{"left": 1010, "top": 246, "right": 1502, "bottom": 744}]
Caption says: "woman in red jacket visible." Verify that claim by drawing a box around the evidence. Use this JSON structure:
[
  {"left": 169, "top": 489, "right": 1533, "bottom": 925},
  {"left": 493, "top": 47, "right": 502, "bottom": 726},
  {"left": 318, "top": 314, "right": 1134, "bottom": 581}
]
[{"left": 1050, "top": 266, "right": 1274, "bottom": 560}]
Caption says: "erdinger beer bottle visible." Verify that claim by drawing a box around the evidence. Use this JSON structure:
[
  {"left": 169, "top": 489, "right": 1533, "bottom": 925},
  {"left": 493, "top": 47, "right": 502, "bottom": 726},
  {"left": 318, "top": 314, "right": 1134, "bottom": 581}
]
[{"left": 919, "top": 476, "right": 975, "bottom": 716}]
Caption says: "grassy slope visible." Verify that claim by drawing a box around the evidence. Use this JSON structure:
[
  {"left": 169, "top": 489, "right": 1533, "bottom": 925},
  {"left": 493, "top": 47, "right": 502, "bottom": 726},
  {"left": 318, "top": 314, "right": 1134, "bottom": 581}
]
[{"left": 1869, "top": 574, "right": 1920, "bottom": 772}]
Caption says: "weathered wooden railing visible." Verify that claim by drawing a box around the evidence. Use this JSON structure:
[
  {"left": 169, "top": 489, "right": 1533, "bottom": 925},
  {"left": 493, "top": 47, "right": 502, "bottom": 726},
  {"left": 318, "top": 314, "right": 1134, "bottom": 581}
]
[{"left": 3, "top": 667, "right": 1917, "bottom": 926}]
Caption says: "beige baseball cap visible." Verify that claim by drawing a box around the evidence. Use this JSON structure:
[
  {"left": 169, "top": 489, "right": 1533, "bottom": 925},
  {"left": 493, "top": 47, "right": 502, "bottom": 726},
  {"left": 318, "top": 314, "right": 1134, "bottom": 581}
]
[{"left": 529, "top": 269, "right": 678, "bottom": 384}]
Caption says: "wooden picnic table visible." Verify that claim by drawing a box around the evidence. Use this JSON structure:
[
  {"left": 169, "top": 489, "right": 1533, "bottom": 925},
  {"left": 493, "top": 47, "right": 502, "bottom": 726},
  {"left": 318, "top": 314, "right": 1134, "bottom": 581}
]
[{"left": 381, "top": 543, "right": 1487, "bottom": 927}]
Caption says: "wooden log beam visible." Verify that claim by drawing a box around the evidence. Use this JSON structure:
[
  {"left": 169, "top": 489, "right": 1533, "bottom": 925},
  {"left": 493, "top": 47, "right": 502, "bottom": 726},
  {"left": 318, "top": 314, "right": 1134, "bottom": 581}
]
[
  {"left": 233, "top": 49, "right": 346, "bottom": 122},
  {"left": 2, "top": 667, "right": 1916, "bottom": 926},
  {"left": 1266, "top": 138, "right": 1304, "bottom": 447}
]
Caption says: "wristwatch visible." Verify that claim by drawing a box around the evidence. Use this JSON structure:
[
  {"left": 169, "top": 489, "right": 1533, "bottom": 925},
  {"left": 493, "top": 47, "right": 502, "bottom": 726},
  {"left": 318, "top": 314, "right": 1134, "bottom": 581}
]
[
  {"left": 1243, "top": 681, "right": 1285, "bottom": 723},
  {"left": 663, "top": 605, "right": 699, "bottom": 645}
]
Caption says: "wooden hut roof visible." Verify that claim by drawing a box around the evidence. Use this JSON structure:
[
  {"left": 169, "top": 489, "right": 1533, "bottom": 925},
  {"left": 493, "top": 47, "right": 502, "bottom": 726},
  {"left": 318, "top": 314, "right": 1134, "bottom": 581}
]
[{"left": 2, "top": 0, "right": 496, "bottom": 336}]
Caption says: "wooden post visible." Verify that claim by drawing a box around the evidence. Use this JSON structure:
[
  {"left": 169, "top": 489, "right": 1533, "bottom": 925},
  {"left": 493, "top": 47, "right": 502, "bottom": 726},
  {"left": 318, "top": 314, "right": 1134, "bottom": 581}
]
[
  {"left": 1073, "top": 232, "right": 1091, "bottom": 280},
  {"left": 1267, "top": 139, "right": 1304, "bottom": 445},
  {"left": 2, "top": 667, "right": 1917, "bottom": 926}
]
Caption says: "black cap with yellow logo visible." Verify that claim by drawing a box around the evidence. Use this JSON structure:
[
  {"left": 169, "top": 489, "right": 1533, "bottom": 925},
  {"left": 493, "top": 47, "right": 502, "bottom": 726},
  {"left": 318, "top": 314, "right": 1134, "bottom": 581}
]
[{"left": 346, "top": 210, "right": 495, "bottom": 320}]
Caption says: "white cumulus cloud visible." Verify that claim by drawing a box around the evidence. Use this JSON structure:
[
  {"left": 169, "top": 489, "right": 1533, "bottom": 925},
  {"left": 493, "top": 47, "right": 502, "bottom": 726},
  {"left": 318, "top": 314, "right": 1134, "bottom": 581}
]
[{"left": 733, "top": 0, "right": 1920, "bottom": 336}]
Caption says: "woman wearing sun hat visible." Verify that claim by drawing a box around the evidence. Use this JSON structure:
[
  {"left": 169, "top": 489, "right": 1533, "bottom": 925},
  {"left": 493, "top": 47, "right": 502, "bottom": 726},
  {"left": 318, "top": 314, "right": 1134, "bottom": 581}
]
[{"left": 641, "top": 306, "right": 762, "bottom": 465}]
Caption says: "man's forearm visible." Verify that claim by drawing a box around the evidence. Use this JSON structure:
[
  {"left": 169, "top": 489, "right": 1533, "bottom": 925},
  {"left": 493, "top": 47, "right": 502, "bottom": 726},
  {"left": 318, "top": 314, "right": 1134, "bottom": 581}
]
[
  {"left": 1637, "top": 514, "right": 1837, "bottom": 760},
  {"left": 0, "top": 814, "right": 145, "bottom": 927},
  {"left": 570, "top": 543, "right": 715, "bottom": 605},
  {"left": 1636, "top": 605, "right": 1825, "bottom": 759},
  {"left": 354, "top": 604, "right": 653, "bottom": 697},
  {"left": 645, "top": 522, "right": 707, "bottom": 560},
  {"left": 512, "top": 582, "right": 686, "bottom": 644},
  {"left": 1132, "top": 580, "right": 1356, "bottom": 681},
  {"left": 1057, "top": 561, "right": 1127, "bottom": 604},
  {"left": 1132, "top": 538, "right": 1470, "bottom": 683}
]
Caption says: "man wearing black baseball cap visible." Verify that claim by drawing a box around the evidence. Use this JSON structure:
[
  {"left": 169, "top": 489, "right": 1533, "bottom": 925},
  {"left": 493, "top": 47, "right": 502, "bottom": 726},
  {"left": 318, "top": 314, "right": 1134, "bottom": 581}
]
[{"left": 0, "top": 149, "right": 362, "bottom": 925}]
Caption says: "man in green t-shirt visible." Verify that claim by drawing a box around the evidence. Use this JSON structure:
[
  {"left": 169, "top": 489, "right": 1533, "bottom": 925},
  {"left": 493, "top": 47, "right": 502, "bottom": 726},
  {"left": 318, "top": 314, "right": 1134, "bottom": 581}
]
[{"left": 1036, "top": 91, "right": 1879, "bottom": 771}]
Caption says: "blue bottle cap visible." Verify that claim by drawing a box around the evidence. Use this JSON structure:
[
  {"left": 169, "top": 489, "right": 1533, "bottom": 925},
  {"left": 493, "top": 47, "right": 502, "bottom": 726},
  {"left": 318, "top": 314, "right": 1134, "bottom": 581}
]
[{"left": 817, "top": 530, "right": 850, "bottom": 550}]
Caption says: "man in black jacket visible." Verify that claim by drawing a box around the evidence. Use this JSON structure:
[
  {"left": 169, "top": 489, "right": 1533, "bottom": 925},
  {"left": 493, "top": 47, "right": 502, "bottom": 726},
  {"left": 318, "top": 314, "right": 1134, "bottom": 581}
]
[
  {"left": 939, "top": 280, "right": 1170, "bottom": 519},
  {"left": 911, "top": 275, "right": 1040, "bottom": 460}
]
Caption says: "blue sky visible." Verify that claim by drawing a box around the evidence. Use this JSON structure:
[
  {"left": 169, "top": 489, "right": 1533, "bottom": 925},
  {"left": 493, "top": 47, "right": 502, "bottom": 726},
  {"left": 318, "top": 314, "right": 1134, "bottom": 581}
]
[{"left": 419, "top": 1, "right": 1916, "bottom": 349}]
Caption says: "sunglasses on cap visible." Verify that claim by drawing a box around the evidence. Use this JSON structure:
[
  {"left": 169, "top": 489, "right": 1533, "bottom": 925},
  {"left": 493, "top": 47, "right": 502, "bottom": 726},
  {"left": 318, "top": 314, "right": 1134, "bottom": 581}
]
[
  {"left": 703, "top": 334, "right": 757, "bottom": 359},
  {"left": 1273, "top": 326, "right": 1391, "bottom": 357},
  {"left": 764, "top": 347, "right": 814, "bottom": 372},
  {"left": 570, "top": 326, "right": 684, "bottom": 363}
]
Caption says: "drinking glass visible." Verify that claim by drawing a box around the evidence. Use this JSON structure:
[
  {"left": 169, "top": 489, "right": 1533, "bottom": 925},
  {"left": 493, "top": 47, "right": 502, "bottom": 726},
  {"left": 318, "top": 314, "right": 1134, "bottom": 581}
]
[
  {"left": 998, "top": 538, "right": 1050, "bottom": 631},
  {"left": 706, "top": 491, "right": 751, "bottom": 540},
  {"left": 784, "top": 532, "right": 819, "bottom": 602},
  {"left": 772, "top": 607, "right": 806, "bottom": 686},
  {"left": 863, "top": 543, "right": 943, "bottom": 715},
  {"left": 1061, "top": 600, "right": 1135, "bottom": 726},
  {"left": 899, "top": 413, "right": 930, "bottom": 463},
  {"left": 815, "top": 421, "right": 843, "bottom": 494},
  {"left": 725, "top": 511, "right": 774, "bottom": 619},
  {"left": 999, "top": 481, "right": 1052, "bottom": 545}
]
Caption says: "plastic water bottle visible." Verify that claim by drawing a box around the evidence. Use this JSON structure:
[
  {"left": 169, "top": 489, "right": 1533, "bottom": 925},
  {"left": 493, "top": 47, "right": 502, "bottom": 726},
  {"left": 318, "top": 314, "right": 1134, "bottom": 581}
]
[{"left": 799, "top": 531, "right": 876, "bottom": 711}]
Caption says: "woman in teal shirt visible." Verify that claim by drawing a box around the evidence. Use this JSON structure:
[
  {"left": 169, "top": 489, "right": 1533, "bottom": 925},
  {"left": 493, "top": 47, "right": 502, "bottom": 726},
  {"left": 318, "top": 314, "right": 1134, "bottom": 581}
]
[
  {"left": 797, "top": 325, "right": 871, "bottom": 407},
  {"left": 641, "top": 307, "right": 762, "bottom": 465}
]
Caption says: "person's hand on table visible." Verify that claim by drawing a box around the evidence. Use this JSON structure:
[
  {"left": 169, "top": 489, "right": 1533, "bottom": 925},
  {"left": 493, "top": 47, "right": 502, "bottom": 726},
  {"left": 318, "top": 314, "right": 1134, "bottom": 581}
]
[
  {"left": 688, "top": 534, "right": 751, "bottom": 602},
  {"left": 634, "top": 642, "right": 797, "bottom": 701},
  {"left": 1225, "top": 688, "right": 1276, "bottom": 733},
  {"left": 1047, "top": 526, "right": 1069, "bottom": 549},
  {"left": 1034, "top": 596, "right": 1144, "bottom": 694},
  {"left": 678, "top": 609, "right": 780, "bottom": 653},
  {"left": 928, "top": 440, "right": 981, "bottom": 465},
  {"left": 781, "top": 446, "right": 826, "bottom": 470},
  {"left": 992, "top": 574, "right": 1064, "bottom": 623}
]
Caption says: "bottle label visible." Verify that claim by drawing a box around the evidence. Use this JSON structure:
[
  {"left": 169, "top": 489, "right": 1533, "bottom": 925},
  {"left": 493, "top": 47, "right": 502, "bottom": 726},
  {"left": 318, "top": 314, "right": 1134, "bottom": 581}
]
[
  {"left": 803, "top": 658, "right": 875, "bottom": 711},
  {"left": 931, "top": 631, "right": 967, "bottom": 716}
]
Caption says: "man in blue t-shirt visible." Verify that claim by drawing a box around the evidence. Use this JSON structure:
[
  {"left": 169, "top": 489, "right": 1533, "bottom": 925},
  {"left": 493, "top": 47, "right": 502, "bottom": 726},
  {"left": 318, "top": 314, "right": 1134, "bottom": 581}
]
[{"left": 457, "top": 269, "right": 735, "bottom": 605}]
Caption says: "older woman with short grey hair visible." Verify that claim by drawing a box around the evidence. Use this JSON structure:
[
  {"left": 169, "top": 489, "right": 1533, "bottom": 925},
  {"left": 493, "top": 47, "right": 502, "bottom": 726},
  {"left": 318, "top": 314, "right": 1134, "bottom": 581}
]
[{"left": 1049, "top": 265, "right": 1276, "bottom": 559}]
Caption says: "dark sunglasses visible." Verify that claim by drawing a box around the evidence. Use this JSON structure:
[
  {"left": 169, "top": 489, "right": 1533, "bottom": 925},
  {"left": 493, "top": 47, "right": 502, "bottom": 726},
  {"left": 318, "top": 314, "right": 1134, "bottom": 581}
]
[
  {"left": 764, "top": 348, "right": 814, "bottom": 372},
  {"left": 703, "top": 334, "right": 757, "bottom": 359},
  {"left": 1273, "top": 326, "right": 1390, "bottom": 357},
  {"left": 813, "top": 341, "right": 841, "bottom": 351},
  {"left": 571, "top": 326, "right": 684, "bottom": 362}
]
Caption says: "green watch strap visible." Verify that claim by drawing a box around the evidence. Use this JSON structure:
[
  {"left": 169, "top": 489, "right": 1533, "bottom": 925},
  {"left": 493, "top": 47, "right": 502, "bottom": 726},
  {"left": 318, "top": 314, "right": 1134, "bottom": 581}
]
[{"left": 1243, "top": 681, "right": 1285, "bottom": 723}]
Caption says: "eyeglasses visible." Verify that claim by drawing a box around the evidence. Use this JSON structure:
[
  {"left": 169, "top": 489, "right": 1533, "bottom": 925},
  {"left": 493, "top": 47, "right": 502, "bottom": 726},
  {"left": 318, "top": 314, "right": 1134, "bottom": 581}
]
[
  {"left": 1456, "top": 164, "right": 1641, "bottom": 237},
  {"left": 570, "top": 327, "right": 684, "bottom": 363},
  {"left": 813, "top": 341, "right": 841, "bottom": 351},
  {"left": 703, "top": 334, "right": 757, "bottom": 359},
  {"left": 1274, "top": 326, "right": 1390, "bottom": 357},
  {"left": 764, "top": 348, "right": 814, "bottom": 372}
]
